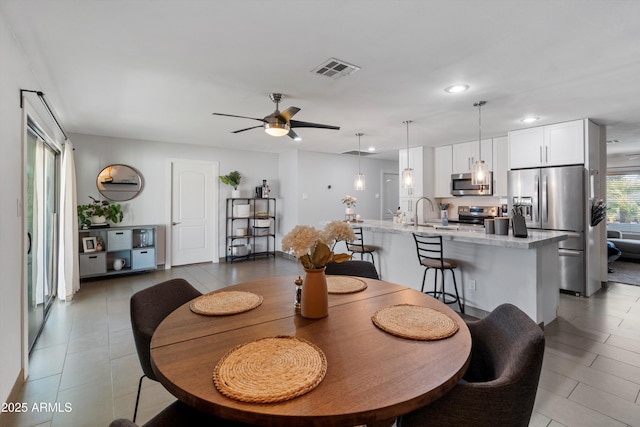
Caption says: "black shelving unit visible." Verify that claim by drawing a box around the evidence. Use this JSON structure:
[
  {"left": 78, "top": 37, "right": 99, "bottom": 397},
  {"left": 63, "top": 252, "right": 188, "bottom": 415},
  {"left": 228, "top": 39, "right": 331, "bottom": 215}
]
[{"left": 225, "top": 198, "right": 276, "bottom": 262}]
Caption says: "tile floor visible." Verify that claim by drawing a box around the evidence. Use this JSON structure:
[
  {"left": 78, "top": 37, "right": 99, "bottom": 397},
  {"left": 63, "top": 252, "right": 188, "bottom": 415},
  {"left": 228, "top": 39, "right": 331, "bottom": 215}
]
[{"left": 2, "top": 257, "right": 640, "bottom": 427}]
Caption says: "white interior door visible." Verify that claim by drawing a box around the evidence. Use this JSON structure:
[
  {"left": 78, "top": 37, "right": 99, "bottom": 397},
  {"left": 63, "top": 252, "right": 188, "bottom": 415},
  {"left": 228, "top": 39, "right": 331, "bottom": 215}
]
[{"left": 171, "top": 160, "right": 218, "bottom": 266}]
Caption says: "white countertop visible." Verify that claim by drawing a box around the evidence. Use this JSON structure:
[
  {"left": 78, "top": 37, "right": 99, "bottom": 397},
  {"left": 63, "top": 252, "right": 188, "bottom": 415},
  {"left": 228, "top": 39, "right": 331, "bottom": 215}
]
[{"left": 354, "top": 219, "right": 567, "bottom": 249}]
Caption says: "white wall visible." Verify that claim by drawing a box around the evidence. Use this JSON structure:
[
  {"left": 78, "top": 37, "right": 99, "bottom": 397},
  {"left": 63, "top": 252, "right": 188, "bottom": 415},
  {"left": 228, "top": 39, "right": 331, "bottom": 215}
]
[
  {"left": 71, "top": 133, "right": 281, "bottom": 261},
  {"left": 293, "top": 150, "right": 396, "bottom": 230},
  {"left": 0, "top": 10, "right": 25, "bottom": 405}
]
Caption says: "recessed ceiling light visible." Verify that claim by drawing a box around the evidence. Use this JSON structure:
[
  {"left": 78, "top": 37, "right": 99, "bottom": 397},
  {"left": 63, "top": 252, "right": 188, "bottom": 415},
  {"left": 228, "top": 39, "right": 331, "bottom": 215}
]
[
  {"left": 444, "top": 84, "right": 469, "bottom": 94},
  {"left": 520, "top": 116, "right": 540, "bottom": 123}
]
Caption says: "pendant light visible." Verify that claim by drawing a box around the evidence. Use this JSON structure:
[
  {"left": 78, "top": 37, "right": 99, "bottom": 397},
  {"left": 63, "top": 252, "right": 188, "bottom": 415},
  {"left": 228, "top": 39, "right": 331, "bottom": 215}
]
[
  {"left": 402, "top": 120, "right": 414, "bottom": 194},
  {"left": 471, "top": 101, "right": 490, "bottom": 186},
  {"left": 354, "top": 132, "right": 365, "bottom": 191}
]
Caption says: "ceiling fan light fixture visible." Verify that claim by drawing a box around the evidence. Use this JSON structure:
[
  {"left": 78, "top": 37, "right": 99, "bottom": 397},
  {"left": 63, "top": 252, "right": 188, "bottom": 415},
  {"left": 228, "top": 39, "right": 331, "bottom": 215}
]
[{"left": 264, "top": 117, "right": 290, "bottom": 137}]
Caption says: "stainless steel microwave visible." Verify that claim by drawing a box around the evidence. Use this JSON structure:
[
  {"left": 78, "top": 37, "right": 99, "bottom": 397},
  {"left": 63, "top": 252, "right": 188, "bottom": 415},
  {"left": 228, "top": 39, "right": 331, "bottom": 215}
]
[{"left": 451, "top": 172, "right": 493, "bottom": 196}]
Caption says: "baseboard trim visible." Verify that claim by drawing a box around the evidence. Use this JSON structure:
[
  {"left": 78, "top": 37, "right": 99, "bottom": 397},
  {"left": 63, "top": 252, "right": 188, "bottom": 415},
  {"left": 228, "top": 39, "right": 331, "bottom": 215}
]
[{"left": 0, "top": 369, "right": 25, "bottom": 426}]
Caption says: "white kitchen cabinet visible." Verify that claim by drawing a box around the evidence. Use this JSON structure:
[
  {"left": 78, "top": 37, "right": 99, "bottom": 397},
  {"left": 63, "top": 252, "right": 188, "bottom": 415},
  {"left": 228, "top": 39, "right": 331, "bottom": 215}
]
[
  {"left": 452, "top": 141, "right": 478, "bottom": 173},
  {"left": 434, "top": 145, "right": 453, "bottom": 197},
  {"left": 509, "top": 119, "right": 584, "bottom": 169},
  {"left": 492, "top": 136, "right": 508, "bottom": 196},
  {"left": 452, "top": 139, "right": 492, "bottom": 173},
  {"left": 544, "top": 120, "right": 585, "bottom": 166}
]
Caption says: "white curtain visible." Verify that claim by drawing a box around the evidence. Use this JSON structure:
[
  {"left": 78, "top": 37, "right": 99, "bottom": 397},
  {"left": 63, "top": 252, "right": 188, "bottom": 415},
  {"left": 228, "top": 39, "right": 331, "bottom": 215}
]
[{"left": 57, "top": 141, "right": 80, "bottom": 300}]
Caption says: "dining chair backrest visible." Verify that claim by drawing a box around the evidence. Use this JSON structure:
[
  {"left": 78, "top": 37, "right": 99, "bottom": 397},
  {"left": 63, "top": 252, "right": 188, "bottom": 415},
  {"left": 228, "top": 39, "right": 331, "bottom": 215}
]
[
  {"left": 325, "top": 260, "right": 379, "bottom": 279},
  {"left": 346, "top": 227, "right": 366, "bottom": 252},
  {"left": 399, "top": 303, "right": 545, "bottom": 427},
  {"left": 110, "top": 400, "right": 251, "bottom": 427},
  {"left": 412, "top": 234, "right": 446, "bottom": 267},
  {"left": 131, "top": 278, "right": 202, "bottom": 382}
]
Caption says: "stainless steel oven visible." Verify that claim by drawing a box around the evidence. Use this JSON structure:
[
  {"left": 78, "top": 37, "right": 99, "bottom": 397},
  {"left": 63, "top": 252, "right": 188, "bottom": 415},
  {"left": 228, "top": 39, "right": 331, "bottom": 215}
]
[
  {"left": 451, "top": 172, "right": 493, "bottom": 196},
  {"left": 457, "top": 206, "right": 500, "bottom": 225}
]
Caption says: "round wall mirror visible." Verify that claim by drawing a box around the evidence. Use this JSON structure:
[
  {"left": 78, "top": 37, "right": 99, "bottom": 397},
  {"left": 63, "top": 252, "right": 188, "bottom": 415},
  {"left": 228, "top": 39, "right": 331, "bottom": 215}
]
[{"left": 96, "top": 164, "right": 143, "bottom": 201}]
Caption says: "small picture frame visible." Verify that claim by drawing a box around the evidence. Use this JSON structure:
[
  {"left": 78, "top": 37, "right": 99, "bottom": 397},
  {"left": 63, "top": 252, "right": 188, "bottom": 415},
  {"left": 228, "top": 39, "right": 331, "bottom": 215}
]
[{"left": 82, "top": 236, "right": 97, "bottom": 253}]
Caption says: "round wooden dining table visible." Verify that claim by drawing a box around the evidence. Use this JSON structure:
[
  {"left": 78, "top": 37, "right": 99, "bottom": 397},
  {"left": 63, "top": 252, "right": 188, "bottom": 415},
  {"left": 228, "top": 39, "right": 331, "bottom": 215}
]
[{"left": 151, "top": 275, "right": 471, "bottom": 427}]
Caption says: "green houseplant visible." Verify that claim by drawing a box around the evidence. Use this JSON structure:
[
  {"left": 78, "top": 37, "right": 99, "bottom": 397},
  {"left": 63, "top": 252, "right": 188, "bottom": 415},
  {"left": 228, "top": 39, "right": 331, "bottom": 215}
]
[
  {"left": 219, "top": 171, "right": 242, "bottom": 190},
  {"left": 77, "top": 196, "right": 124, "bottom": 228}
]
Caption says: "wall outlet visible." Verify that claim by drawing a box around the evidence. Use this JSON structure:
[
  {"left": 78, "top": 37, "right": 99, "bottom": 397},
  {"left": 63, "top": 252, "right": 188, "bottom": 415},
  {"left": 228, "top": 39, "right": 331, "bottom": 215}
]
[{"left": 468, "top": 279, "right": 476, "bottom": 291}]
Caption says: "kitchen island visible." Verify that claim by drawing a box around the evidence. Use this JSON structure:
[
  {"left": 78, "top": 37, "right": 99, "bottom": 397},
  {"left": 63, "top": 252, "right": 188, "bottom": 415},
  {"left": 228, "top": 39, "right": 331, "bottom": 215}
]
[{"left": 337, "top": 219, "right": 567, "bottom": 325}]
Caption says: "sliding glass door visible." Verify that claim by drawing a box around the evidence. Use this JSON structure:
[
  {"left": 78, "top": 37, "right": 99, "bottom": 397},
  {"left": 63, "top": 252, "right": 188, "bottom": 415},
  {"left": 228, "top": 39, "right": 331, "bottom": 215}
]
[{"left": 26, "top": 124, "right": 59, "bottom": 353}]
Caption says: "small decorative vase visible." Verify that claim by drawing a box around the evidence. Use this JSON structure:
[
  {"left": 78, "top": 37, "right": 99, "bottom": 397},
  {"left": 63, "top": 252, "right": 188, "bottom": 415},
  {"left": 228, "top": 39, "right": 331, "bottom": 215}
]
[
  {"left": 441, "top": 210, "right": 449, "bottom": 226},
  {"left": 301, "top": 267, "right": 329, "bottom": 319},
  {"left": 231, "top": 189, "right": 240, "bottom": 198},
  {"left": 345, "top": 207, "right": 355, "bottom": 215}
]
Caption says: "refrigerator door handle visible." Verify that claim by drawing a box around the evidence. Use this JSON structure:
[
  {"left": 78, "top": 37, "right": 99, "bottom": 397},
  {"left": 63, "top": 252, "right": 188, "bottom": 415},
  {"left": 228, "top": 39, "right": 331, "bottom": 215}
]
[
  {"left": 541, "top": 174, "right": 548, "bottom": 223},
  {"left": 558, "top": 249, "right": 581, "bottom": 257},
  {"left": 533, "top": 174, "right": 539, "bottom": 223}
]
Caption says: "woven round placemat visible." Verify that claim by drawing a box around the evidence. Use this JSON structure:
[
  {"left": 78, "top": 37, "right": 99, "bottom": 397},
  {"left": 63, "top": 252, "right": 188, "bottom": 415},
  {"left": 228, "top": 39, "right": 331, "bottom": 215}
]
[
  {"left": 213, "top": 336, "right": 327, "bottom": 403},
  {"left": 327, "top": 276, "right": 368, "bottom": 294},
  {"left": 189, "top": 291, "right": 263, "bottom": 316},
  {"left": 372, "top": 304, "right": 459, "bottom": 340}
]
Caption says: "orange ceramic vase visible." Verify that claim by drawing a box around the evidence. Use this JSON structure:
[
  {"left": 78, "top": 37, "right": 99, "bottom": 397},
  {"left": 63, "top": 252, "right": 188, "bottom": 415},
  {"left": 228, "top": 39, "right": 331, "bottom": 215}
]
[{"left": 301, "top": 267, "right": 329, "bottom": 319}]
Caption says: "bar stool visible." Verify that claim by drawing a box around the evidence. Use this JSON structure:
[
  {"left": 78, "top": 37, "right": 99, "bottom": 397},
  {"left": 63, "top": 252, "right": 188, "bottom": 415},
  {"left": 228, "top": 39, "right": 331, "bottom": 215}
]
[
  {"left": 346, "top": 227, "right": 377, "bottom": 268},
  {"left": 412, "top": 233, "right": 464, "bottom": 313}
]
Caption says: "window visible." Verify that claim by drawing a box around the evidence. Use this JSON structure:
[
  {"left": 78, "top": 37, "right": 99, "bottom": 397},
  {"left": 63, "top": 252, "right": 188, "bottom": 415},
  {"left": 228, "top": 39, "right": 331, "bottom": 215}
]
[{"left": 607, "top": 173, "right": 640, "bottom": 233}]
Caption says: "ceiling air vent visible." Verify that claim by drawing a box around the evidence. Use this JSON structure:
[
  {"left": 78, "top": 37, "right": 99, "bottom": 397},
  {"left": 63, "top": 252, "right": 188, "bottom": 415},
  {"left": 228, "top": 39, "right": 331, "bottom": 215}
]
[
  {"left": 312, "top": 58, "right": 361, "bottom": 80},
  {"left": 342, "top": 150, "right": 374, "bottom": 156}
]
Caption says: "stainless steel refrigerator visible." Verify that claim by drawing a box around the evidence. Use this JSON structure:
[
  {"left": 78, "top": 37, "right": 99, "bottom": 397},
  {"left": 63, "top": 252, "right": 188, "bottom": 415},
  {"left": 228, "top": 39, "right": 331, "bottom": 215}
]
[{"left": 507, "top": 165, "right": 585, "bottom": 294}]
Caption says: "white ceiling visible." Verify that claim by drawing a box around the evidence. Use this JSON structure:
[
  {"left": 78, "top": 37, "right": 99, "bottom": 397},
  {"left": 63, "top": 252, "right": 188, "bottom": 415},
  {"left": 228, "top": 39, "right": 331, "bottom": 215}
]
[{"left": 2, "top": 0, "right": 640, "bottom": 165}]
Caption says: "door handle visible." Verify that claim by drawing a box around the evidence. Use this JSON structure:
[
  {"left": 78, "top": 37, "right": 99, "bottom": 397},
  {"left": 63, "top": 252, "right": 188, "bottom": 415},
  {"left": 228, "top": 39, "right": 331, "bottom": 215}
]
[
  {"left": 558, "top": 249, "right": 581, "bottom": 257},
  {"left": 172, "top": 221, "right": 181, "bottom": 226},
  {"left": 542, "top": 175, "right": 548, "bottom": 223}
]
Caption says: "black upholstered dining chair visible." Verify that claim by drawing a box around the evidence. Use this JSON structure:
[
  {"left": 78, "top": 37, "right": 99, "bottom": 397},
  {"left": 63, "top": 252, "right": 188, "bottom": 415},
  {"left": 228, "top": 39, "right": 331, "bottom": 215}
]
[
  {"left": 325, "top": 260, "right": 379, "bottom": 279},
  {"left": 130, "top": 278, "right": 202, "bottom": 422},
  {"left": 110, "top": 400, "right": 252, "bottom": 427},
  {"left": 398, "top": 303, "right": 545, "bottom": 427}
]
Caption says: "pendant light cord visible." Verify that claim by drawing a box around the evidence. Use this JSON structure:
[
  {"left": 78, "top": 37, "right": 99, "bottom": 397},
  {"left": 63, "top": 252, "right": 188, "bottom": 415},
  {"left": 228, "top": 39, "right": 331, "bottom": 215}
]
[
  {"left": 356, "top": 132, "right": 363, "bottom": 173},
  {"left": 474, "top": 101, "right": 486, "bottom": 160},
  {"left": 403, "top": 120, "right": 412, "bottom": 168}
]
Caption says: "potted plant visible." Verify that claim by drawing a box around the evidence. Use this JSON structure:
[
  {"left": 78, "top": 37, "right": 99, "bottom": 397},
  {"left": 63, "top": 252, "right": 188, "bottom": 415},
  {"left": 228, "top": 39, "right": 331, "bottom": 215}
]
[
  {"left": 342, "top": 195, "right": 357, "bottom": 215},
  {"left": 77, "top": 196, "right": 124, "bottom": 228},
  {"left": 219, "top": 171, "right": 242, "bottom": 197}
]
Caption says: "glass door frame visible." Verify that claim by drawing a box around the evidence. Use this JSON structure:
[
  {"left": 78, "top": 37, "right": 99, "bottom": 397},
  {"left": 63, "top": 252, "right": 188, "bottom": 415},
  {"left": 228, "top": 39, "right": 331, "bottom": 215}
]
[{"left": 24, "top": 117, "right": 60, "bottom": 354}]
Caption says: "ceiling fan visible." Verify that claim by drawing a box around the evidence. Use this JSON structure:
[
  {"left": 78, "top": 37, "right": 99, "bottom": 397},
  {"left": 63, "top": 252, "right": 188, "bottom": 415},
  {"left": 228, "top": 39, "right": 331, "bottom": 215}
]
[{"left": 213, "top": 93, "right": 340, "bottom": 141}]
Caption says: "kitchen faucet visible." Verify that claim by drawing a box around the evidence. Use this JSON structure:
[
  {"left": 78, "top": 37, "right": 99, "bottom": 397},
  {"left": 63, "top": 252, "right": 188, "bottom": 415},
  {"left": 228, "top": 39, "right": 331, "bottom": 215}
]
[{"left": 413, "top": 196, "right": 435, "bottom": 225}]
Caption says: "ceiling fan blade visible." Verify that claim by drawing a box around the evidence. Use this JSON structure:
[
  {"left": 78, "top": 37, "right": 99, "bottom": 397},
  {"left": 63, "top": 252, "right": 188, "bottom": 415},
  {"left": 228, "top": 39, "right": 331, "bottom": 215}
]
[
  {"left": 287, "top": 129, "right": 301, "bottom": 140},
  {"left": 213, "top": 112, "right": 266, "bottom": 123},
  {"left": 280, "top": 107, "right": 301, "bottom": 121},
  {"left": 232, "top": 125, "right": 263, "bottom": 134},
  {"left": 290, "top": 120, "right": 340, "bottom": 130}
]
